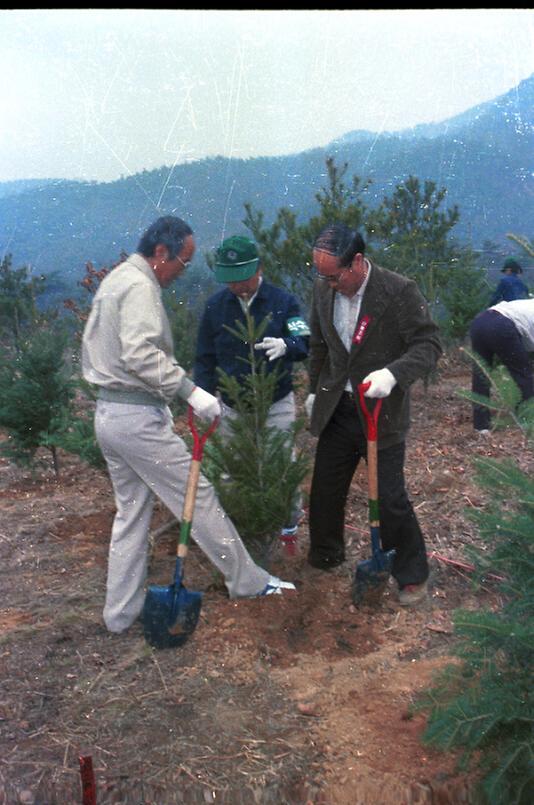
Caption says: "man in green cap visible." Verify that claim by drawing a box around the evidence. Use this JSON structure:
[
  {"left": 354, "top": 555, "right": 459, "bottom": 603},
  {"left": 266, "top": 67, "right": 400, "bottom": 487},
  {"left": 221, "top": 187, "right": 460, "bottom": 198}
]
[{"left": 194, "top": 235, "right": 310, "bottom": 545}]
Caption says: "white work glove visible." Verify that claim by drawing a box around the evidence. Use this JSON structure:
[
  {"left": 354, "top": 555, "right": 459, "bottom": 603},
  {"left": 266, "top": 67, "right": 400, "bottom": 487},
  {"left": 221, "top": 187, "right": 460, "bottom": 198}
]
[
  {"left": 187, "top": 386, "right": 221, "bottom": 421},
  {"left": 362, "top": 368, "right": 397, "bottom": 399},
  {"left": 254, "top": 337, "right": 287, "bottom": 361},
  {"left": 305, "top": 393, "right": 316, "bottom": 418}
]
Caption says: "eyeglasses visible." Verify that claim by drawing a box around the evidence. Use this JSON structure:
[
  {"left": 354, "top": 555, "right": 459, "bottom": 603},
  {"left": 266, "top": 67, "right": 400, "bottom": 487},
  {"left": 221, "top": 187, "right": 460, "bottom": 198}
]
[
  {"left": 312, "top": 266, "right": 348, "bottom": 282},
  {"left": 176, "top": 255, "right": 191, "bottom": 270},
  {"left": 313, "top": 268, "right": 332, "bottom": 280}
]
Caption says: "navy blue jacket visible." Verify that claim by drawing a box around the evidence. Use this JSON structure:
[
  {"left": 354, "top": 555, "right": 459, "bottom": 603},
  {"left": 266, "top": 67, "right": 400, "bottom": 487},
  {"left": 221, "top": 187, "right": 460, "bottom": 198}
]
[
  {"left": 490, "top": 275, "right": 529, "bottom": 305},
  {"left": 194, "top": 280, "right": 309, "bottom": 406}
]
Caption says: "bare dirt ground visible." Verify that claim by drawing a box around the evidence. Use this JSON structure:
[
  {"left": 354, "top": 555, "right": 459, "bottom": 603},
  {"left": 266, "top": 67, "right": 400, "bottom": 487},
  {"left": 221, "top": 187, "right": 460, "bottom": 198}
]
[{"left": 1, "top": 352, "right": 530, "bottom": 804}]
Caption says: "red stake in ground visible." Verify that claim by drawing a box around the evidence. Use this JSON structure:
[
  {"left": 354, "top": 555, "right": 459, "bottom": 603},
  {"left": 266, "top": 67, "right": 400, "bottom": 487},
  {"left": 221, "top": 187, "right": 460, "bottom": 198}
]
[{"left": 79, "top": 755, "right": 97, "bottom": 805}]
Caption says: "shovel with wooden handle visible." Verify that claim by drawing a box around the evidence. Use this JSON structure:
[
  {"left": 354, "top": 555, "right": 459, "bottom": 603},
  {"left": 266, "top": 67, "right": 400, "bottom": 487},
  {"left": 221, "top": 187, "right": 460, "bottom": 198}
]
[
  {"left": 351, "top": 382, "right": 396, "bottom": 606},
  {"left": 143, "top": 406, "right": 219, "bottom": 649}
]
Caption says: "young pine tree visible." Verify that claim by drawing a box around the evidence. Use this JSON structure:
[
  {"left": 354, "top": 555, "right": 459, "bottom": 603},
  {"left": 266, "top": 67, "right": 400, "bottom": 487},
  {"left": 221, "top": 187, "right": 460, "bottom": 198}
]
[
  {"left": 417, "top": 368, "right": 534, "bottom": 804},
  {"left": 0, "top": 254, "right": 47, "bottom": 351},
  {"left": 438, "top": 256, "right": 490, "bottom": 344},
  {"left": 242, "top": 156, "right": 370, "bottom": 308},
  {"left": 0, "top": 328, "right": 75, "bottom": 476},
  {"left": 45, "top": 378, "right": 106, "bottom": 470},
  {"left": 201, "top": 311, "right": 309, "bottom": 564}
]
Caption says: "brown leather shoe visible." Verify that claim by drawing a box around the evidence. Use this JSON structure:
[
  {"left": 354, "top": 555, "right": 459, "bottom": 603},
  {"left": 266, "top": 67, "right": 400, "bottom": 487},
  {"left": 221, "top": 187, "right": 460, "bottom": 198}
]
[{"left": 398, "top": 580, "right": 429, "bottom": 606}]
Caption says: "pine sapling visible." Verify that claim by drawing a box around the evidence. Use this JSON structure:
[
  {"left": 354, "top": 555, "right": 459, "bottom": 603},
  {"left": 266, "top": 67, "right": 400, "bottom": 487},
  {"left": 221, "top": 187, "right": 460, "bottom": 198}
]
[
  {"left": 415, "top": 369, "right": 534, "bottom": 804},
  {"left": 202, "top": 310, "right": 308, "bottom": 564},
  {"left": 0, "top": 328, "right": 75, "bottom": 476}
]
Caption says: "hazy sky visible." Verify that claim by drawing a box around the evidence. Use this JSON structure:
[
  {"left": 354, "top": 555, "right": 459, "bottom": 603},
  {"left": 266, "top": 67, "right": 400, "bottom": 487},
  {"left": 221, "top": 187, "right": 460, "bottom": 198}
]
[{"left": 2, "top": 8, "right": 534, "bottom": 183}]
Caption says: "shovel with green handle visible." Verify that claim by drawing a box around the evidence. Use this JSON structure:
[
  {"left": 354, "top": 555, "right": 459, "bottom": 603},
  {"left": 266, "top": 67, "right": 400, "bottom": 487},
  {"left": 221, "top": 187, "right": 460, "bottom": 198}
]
[
  {"left": 143, "top": 406, "right": 219, "bottom": 649},
  {"left": 351, "top": 382, "right": 396, "bottom": 606}
]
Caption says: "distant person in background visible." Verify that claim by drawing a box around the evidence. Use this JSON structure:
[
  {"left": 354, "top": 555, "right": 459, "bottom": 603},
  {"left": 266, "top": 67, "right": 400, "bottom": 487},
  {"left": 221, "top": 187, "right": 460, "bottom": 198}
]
[
  {"left": 489, "top": 258, "right": 529, "bottom": 305},
  {"left": 469, "top": 298, "right": 534, "bottom": 434}
]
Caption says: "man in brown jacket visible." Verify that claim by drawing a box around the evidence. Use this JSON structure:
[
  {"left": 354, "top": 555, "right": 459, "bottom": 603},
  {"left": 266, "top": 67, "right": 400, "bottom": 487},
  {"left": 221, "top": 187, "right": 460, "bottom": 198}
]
[{"left": 305, "top": 223, "right": 442, "bottom": 606}]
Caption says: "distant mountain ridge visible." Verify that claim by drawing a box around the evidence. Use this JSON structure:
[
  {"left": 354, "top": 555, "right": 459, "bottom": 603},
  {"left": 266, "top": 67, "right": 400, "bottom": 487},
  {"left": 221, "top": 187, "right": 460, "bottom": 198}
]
[
  {"left": 1, "top": 74, "right": 532, "bottom": 291},
  {"left": 0, "top": 178, "right": 57, "bottom": 199},
  {"left": 334, "top": 74, "right": 534, "bottom": 143}
]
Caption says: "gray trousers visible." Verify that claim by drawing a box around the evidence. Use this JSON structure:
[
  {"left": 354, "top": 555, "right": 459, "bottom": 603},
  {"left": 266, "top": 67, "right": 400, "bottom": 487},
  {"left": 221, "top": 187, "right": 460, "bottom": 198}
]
[
  {"left": 218, "top": 391, "right": 297, "bottom": 438},
  {"left": 95, "top": 401, "right": 270, "bottom": 632},
  {"left": 219, "top": 392, "right": 302, "bottom": 529}
]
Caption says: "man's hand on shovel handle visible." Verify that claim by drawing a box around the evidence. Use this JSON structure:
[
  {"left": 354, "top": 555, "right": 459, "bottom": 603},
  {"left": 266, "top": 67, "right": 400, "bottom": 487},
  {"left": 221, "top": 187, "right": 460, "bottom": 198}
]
[{"left": 362, "top": 368, "right": 396, "bottom": 398}]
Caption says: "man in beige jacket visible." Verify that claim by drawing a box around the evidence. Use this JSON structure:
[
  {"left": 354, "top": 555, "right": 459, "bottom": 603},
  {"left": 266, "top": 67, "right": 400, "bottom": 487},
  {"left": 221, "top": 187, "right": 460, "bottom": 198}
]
[{"left": 82, "top": 216, "right": 294, "bottom": 634}]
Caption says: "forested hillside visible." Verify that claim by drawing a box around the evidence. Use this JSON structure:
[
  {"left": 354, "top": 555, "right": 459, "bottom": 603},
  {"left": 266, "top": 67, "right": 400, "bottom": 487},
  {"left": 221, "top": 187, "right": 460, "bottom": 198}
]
[{"left": 0, "top": 74, "right": 532, "bottom": 297}]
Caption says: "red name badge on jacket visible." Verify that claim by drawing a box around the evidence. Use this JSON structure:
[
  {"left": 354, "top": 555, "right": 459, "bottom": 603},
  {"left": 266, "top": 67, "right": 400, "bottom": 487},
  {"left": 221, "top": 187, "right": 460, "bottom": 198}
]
[{"left": 352, "top": 315, "right": 371, "bottom": 345}]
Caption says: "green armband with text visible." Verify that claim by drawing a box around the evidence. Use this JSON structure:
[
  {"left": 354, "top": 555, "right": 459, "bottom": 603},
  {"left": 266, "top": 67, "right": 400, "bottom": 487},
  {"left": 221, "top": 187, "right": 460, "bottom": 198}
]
[{"left": 286, "top": 316, "right": 311, "bottom": 337}]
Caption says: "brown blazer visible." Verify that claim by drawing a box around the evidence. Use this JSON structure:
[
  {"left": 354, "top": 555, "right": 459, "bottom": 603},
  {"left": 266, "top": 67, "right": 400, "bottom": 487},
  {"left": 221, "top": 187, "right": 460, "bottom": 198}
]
[{"left": 308, "top": 260, "right": 442, "bottom": 449}]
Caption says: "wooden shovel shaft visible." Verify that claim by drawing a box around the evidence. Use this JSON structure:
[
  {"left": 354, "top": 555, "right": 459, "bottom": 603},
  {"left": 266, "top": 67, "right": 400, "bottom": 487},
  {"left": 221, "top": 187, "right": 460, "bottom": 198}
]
[
  {"left": 183, "top": 459, "right": 201, "bottom": 525},
  {"left": 177, "top": 458, "right": 201, "bottom": 557},
  {"left": 175, "top": 408, "right": 219, "bottom": 560},
  {"left": 367, "top": 438, "right": 380, "bottom": 526}
]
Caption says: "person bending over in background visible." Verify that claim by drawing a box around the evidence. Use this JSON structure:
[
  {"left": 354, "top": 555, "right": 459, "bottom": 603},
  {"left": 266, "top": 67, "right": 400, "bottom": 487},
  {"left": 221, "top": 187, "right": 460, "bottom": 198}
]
[{"left": 469, "top": 297, "right": 534, "bottom": 434}]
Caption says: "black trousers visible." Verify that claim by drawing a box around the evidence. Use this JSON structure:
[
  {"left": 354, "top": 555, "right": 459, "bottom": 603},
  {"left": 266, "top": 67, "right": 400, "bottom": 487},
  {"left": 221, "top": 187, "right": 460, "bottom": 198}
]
[
  {"left": 308, "top": 393, "right": 429, "bottom": 587},
  {"left": 469, "top": 309, "right": 534, "bottom": 431}
]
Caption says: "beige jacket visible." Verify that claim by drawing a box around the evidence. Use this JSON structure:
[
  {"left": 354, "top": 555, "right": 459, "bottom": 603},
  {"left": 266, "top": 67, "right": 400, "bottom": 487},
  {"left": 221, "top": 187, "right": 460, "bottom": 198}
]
[{"left": 82, "top": 253, "right": 195, "bottom": 404}]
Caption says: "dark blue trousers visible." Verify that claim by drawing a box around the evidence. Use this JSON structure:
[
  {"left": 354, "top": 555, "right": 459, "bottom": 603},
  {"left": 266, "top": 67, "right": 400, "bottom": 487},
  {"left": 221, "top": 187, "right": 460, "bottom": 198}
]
[
  {"left": 469, "top": 309, "right": 534, "bottom": 431},
  {"left": 308, "top": 393, "right": 429, "bottom": 587}
]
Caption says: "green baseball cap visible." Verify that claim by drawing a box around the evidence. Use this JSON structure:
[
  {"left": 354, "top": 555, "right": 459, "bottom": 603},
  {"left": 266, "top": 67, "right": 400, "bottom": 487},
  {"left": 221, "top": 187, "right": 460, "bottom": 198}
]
[{"left": 214, "top": 235, "right": 260, "bottom": 282}]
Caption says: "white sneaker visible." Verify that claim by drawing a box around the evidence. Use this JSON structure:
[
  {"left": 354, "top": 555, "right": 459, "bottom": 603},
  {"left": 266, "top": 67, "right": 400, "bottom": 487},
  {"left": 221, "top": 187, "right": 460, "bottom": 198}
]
[
  {"left": 280, "top": 525, "right": 298, "bottom": 537},
  {"left": 476, "top": 429, "right": 491, "bottom": 436},
  {"left": 257, "top": 576, "right": 297, "bottom": 596}
]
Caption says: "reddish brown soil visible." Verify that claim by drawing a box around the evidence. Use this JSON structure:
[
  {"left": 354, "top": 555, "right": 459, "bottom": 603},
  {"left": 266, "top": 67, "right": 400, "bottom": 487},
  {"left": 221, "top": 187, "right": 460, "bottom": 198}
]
[{"left": 1, "top": 353, "right": 526, "bottom": 804}]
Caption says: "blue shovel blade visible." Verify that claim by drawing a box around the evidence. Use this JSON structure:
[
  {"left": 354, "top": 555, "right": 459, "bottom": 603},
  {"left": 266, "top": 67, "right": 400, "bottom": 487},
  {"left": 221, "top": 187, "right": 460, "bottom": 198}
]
[
  {"left": 352, "top": 544, "right": 396, "bottom": 606},
  {"left": 143, "top": 560, "right": 202, "bottom": 650}
]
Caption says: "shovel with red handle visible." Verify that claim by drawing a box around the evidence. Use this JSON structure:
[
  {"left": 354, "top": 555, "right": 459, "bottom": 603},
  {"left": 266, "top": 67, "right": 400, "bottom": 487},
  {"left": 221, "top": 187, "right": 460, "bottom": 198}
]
[
  {"left": 351, "top": 382, "right": 396, "bottom": 605},
  {"left": 143, "top": 406, "right": 219, "bottom": 649}
]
